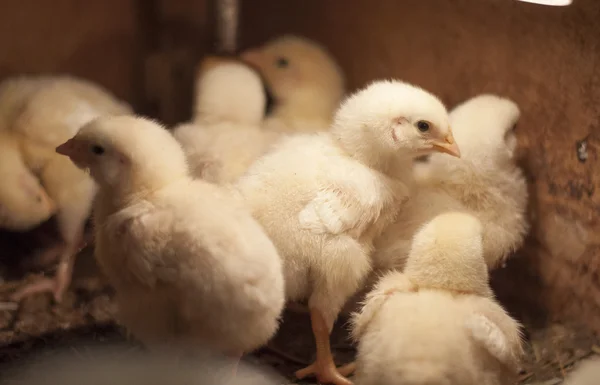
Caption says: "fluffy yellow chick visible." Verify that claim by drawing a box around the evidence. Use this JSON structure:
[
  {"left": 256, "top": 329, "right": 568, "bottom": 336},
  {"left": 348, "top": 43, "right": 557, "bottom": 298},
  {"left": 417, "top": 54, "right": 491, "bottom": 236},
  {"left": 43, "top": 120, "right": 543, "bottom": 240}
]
[
  {"left": 351, "top": 212, "right": 524, "bottom": 385},
  {"left": 8, "top": 76, "right": 132, "bottom": 302},
  {"left": 241, "top": 35, "right": 345, "bottom": 133},
  {"left": 173, "top": 57, "right": 280, "bottom": 183},
  {"left": 56, "top": 116, "right": 285, "bottom": 360},
  {"left": 0, "top": 130, "right": 56, "bottom": 231},
  {"left": 373, "top": 94, "right": 528, "bottom": 272},
  {"left": 235, "top": 80, "right": 460, "bottom": 385}
]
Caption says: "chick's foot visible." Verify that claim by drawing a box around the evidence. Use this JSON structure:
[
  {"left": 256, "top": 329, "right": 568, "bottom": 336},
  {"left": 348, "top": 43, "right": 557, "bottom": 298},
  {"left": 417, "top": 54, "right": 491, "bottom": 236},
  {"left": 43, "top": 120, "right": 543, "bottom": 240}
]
[
  {"left": 11, "top": 249, "right": 77, "bottom": 303},
  {"left": 295, "top": 308, "right": 353, "bottom": 385}
]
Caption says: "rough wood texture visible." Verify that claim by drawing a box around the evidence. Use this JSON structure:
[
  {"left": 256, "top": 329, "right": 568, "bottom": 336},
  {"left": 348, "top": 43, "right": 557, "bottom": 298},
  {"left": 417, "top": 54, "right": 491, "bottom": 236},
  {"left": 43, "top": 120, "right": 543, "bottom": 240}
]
[{"left": 239, "top": 0, "right": 600, "bottom": 331}]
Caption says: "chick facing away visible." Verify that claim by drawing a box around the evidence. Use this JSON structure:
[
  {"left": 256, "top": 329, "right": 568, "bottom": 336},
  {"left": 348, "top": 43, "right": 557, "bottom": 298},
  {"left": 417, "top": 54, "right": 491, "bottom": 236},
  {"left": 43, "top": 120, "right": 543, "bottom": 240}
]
[
  {"left": 235, "top": 79, "right": 460, "bottom": 385},
  {"left": 56, "top": 116, "right": 285, "bottom": 361},
  {"left": 351, "top": 212, "right": 524, "bottom": 385},
  {"left": 241, "top": 35, "right": 346, "bottom": 133},
  {"left": 173, "top": 57, "right": 280, "bottom": 184}
]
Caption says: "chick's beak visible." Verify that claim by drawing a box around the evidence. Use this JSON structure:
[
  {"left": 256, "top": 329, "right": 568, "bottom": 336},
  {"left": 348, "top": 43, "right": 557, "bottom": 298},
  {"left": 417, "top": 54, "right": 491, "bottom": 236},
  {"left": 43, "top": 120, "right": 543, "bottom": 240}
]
[
  {"left": 56, "top": 138, "right": 81, "bottom": 160},
  {"left": 432, "top": 130, "right": 461, "bottom": 158}
]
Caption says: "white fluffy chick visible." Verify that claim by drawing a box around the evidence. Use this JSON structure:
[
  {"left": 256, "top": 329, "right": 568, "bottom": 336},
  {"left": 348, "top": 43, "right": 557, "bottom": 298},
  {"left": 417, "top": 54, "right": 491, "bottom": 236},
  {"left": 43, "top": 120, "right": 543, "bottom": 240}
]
[
  {"left": 351, "top": 212, "right": 524, "bottom": 385},
  {"left": 235, "top": 80, "right": 460, "bottom": 385},
  {"left": 8, "top": 76, "right": 132, "bottom": 302},
  {"left": 241, "top": 35, "right": 345, "bottom": 133},
  {"left": 56, "top": 116, "right": 285, "bottom": 360},
  {"left": 173, "top": 57, "right": 280, "bottom": 183},
  {"left": 0, "top": 130, "right": 56, "bottom": 231},
  {"left": 373, "top": 94, "right": 528, "bottom": 272}
]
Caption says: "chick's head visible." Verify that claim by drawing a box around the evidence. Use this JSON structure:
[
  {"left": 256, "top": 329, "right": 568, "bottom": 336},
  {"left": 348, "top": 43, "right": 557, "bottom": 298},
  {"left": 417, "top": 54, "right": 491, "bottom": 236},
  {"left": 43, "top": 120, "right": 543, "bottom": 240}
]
[
  {"left": 0, "top": 142, "right": 56, "bottom": 231},
  {"left": 194, "top": 57, "right": 266, "bottom": 125},
  {"left": 405, "top": 211, "right": 491, "bottom": 297},
  {"left": 56, "top": 116, "right": 188, "bottom": 194},
  {"left": 331, "top": 80, "right": 460, "bottom": 168},
  {"left": 449, "top": 94, "right": 520, "bottom": 164},
  {"left": 241, "top": 35, "right": 345, "bottom": 120}
]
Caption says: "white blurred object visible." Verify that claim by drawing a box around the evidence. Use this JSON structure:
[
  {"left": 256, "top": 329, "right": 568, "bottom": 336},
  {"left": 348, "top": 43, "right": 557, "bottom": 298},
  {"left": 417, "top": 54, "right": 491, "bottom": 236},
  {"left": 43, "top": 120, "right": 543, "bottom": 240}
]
[
  {"left": 7, "top": 345, "right": 285, "bottom": 385},
  {"left": 517, "top": 0, "right": 572, "bottom": 6}
]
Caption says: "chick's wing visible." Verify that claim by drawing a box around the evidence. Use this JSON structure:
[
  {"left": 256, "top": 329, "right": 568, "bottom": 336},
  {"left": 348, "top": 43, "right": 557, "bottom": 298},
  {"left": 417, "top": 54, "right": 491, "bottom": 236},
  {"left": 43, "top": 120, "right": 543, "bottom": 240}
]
[
  {"left": 298, "top": 163, "right": 398, "bottom": 236},
  {"left": 109, "top": 204, "right": 180, "bottom": 288}
]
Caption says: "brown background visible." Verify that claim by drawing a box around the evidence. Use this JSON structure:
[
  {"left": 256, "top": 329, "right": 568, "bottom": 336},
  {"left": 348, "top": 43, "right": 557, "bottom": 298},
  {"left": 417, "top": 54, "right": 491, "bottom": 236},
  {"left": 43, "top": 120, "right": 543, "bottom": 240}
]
[{"left": 0, "top": 0, "right": 598, "bottom": 332}]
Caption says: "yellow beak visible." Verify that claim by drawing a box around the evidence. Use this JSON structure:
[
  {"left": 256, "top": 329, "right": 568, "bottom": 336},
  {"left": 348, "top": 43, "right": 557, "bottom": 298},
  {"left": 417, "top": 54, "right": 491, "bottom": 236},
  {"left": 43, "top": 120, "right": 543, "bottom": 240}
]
[{"left": 432, "top": 130, "right": 461, "bottom": 158}]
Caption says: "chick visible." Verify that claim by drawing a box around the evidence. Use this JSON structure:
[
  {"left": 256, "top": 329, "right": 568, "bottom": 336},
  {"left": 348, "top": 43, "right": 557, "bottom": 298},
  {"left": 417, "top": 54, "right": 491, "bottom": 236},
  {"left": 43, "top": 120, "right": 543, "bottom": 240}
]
[
  {"left": 56, "top": 116, "right": 285, "bottom": 360},
  {"left": 373, "top": 94, "right": 528, "bottom": 272},
  {"left": 0, "top": 130, "right": 56, "bottom": 231},
  {"left": 8, "top": 76, "right": 132, "bottom": 302},
  {"left": 351, "top": 212, "right": 524, "bottom": 385},
  {"left": 235, "top": 80, "right": 460, "bottom": 385},
  {"left": 173, "top": 57, "right": 280, "bottom": 183},
  {"left": 241, "top": 35, "right": 345, "bottom": 133}
]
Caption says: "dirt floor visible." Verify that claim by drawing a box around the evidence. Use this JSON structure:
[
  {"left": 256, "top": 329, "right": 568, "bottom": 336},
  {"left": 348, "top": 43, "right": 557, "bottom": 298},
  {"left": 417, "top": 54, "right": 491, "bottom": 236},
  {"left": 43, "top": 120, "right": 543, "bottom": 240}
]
[{"left": 0, "top": 247, "right": 598, "bottom": 385}]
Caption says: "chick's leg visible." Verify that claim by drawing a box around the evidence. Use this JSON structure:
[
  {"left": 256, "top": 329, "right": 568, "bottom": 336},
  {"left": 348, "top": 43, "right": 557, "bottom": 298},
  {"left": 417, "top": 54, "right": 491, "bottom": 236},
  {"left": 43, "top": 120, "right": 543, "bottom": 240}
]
[
  {"left": 11, "top": 231, "right": 87, "bottom": 302},
  {"left": 11, "top": 157, "right": 94, "bottom": 303},
  {"left": 295, "top": 308, "right": 353, "bottom": 385},
  {"left": 295, "top": 239, "right": 370, "bottom": 385}
]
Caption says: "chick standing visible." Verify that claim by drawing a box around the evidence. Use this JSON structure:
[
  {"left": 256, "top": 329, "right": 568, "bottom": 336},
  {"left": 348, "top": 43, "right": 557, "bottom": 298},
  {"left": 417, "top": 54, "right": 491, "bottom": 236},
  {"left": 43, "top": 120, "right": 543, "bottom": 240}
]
[
  {"left": 56, "top": 116, "right": 285, "bottom": 360},
  {"left": 173, "top": 57, "right": 280, "bottom": 183},
  {"left": 373, "top": 94, "right": 529, "bottom": 272},
  {"left": 235, "top": 80, "right": 460, "bottom": 385},
  {"left": 7, "top": 76, "right": 132, "bottom": 302},
  {"left": 351, "top": 212, "right": 524, "bottom": 385},
  {"left": 241, "top": 35, "right": 345, "bottom": 133}
]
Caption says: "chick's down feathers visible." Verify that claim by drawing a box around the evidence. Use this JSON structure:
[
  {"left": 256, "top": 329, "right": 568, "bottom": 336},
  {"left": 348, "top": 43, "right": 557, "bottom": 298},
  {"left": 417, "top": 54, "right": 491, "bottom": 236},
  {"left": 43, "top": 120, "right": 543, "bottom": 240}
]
[{"left": 173, "top": 58, "right": 281, "bottom": 183}]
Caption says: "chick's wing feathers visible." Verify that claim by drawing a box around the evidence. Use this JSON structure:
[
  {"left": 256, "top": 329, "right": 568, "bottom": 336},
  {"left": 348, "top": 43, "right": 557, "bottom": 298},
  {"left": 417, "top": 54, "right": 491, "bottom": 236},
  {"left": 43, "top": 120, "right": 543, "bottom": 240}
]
[
  {"left": 464, "top": 298, "right": 524, "bottom": 372},
  {"left": 109, "top": 203, "right": 177, "bottom": 288},
  {"left": 299, "top": 161, "right": 406, "bottom": 235}
]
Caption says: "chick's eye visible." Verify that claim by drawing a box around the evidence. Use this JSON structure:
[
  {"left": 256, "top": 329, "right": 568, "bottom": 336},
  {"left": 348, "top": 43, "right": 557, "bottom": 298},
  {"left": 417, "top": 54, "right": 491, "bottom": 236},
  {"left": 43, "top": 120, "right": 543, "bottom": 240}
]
[
  {"left": 275, "top": 57, "right": 289, "bottom": 68},
  {"left": 91, "top": 145, "right": 105, "bottom": 155},
  {"left": 416, "top": 121, "right": 430, "bottom": 132}
]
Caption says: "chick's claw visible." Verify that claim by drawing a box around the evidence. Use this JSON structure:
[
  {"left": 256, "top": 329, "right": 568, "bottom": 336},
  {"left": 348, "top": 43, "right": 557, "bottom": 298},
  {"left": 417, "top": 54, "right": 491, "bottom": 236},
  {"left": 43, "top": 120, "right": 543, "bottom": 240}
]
[
  {"left": 11, "top": 258, "right": 74, "bottom": 303},
  {"left": 295, "top": 360, "right": 353, "bottom": 385}
]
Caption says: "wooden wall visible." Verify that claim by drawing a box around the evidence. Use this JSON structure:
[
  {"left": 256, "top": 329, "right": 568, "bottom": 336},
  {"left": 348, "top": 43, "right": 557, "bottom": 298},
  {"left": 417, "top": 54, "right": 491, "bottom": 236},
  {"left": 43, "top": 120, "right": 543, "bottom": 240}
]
[
  {"left": 0, "top": 0, "right": 142, "bottom": 106},
  {"left": 239, "top": 0, "right": 600, "bottom": 332}
]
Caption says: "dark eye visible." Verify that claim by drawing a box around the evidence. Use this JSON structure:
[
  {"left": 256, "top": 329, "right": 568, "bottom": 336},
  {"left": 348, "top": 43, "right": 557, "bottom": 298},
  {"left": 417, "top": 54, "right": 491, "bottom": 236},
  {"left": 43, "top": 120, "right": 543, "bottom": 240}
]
[
  {"left": 91, "top": 145, "right": 105, "bottom": 155},
  {"left": 416, "top": 121, "right": 430, "bottom": 132},
  {"left": 275, "top": 57, "right": 289, "bottom": 68}
]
